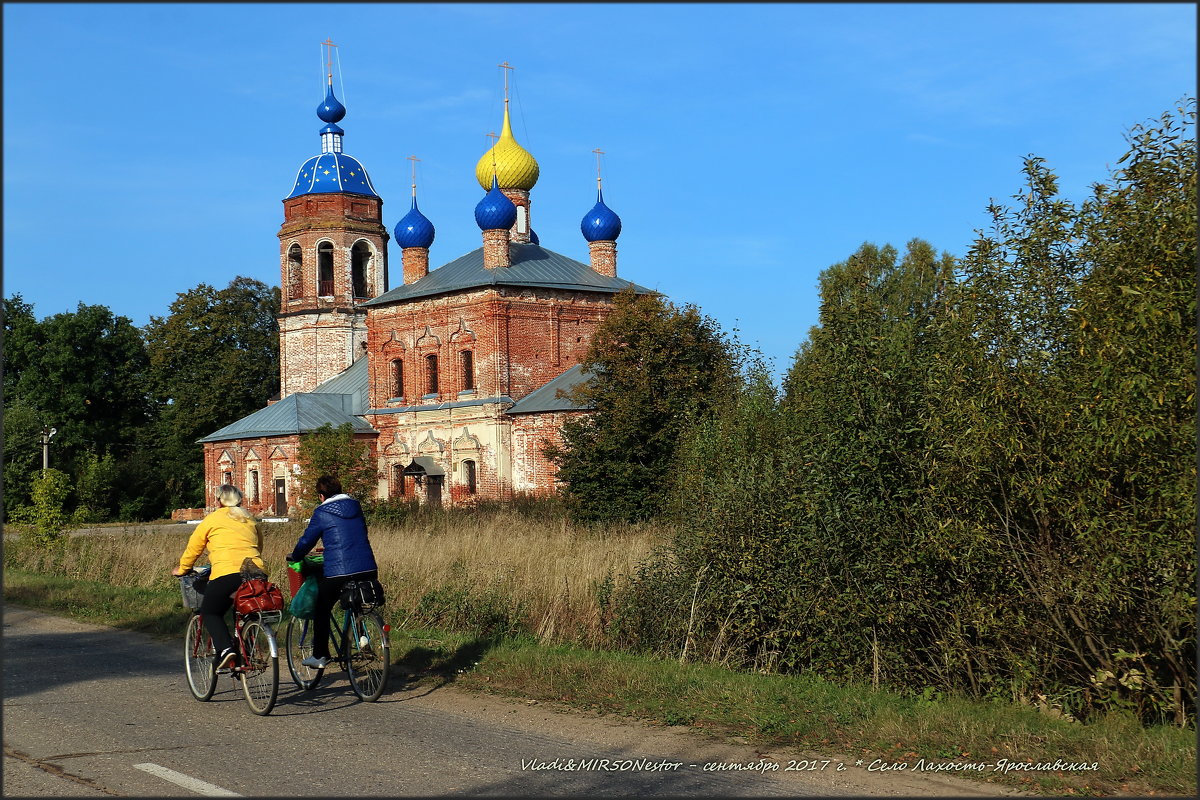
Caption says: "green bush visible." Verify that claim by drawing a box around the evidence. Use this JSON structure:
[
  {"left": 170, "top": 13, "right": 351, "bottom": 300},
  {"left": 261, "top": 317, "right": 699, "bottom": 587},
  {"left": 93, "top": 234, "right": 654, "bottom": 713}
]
[{"left": 29, "top": 468, "right": 72, "bottom": 544}]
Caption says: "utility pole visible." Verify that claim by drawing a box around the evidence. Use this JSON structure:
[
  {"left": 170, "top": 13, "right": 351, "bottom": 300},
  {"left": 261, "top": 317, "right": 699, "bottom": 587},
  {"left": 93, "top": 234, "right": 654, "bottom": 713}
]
[{"left": 41, "top": 426, "right": 57, "bottom": 471}]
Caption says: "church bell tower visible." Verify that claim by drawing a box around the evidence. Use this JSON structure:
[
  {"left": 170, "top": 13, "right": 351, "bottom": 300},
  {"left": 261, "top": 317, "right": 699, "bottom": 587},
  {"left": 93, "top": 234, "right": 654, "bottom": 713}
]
[{"left": 277, "top": 40, "right": 389, "bottom": 398}]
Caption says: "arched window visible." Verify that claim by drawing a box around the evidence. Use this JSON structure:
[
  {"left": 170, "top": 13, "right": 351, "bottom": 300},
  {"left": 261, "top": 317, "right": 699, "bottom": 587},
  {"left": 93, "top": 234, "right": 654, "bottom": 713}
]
[
  {"left": 392, "top": 464, "right": 406, "bottom": 497},
  {"left": 317, "top": 242, "right": 334, "bottom": 296},
  {"left": 287, "top": 244, "right": 303, "bottom": 300},
  {"left": 425, "top": 354, "right": 439, "bottom": 395},
  {"left": 462, "top": 460, "right": 477, "bottom": 495},
  {"left": 249, "top": 469, "right": 260, "bottom": 504},
  {"left": 460, "top": 350, "right": 474, "bottom": 391},
  {"left": 351, "top": 241, "right": 371, "bottom": 298},
  {"left": 391, "top": 359, "right": 404, "bottom": 399}
]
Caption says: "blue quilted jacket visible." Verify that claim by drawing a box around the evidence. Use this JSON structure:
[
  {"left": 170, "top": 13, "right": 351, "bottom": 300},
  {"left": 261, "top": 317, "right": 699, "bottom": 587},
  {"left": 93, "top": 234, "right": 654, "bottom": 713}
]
[{"left": 287, "top": 495, "right": 378, "bottom": 577}]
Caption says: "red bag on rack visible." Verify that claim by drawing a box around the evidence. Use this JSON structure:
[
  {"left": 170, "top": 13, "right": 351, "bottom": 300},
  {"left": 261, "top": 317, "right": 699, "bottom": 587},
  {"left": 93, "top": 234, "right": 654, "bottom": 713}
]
[{"left": 233, "top": 578, "right": 285, "bottom": 614}]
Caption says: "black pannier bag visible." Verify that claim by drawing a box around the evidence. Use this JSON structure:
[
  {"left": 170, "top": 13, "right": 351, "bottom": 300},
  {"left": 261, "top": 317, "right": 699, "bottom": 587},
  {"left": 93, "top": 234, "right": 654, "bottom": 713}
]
[{"left": 340, "top": 578, "right": 385, "bottom": 611}]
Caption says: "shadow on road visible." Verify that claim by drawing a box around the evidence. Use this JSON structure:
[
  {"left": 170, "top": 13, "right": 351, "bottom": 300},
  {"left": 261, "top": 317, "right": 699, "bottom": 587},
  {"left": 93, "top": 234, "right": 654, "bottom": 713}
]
[
  {"left": 2, "top": 625, "right": 179, "bottom": 699},
  {"left": 393, "top": 635, "right": 500, "bottom": 700}
]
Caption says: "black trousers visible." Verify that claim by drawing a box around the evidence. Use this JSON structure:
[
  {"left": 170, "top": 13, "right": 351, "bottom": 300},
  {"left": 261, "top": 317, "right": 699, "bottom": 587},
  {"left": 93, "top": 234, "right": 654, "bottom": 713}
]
[
  {"left": 312, "top": 570, "right": 378, "bottom": 659},
  {"left": 198, "top": 572, "right": 242, "bottom": 655}
]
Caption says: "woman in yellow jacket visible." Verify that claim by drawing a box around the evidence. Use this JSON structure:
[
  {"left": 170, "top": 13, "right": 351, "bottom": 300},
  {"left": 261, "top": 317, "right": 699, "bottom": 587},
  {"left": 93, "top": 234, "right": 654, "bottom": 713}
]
[{"left": 172, "top": 485, "right": 266, "bottom": 670}]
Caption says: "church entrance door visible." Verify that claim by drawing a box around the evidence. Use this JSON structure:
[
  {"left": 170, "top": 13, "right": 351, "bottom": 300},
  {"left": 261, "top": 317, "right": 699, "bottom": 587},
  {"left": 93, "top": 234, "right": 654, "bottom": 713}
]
[
  {"left": 426, "top": 475, "right": 443, "bottom": 508},
  {"left": 274, "top": 479, "right": 286, "bottom": 516}
]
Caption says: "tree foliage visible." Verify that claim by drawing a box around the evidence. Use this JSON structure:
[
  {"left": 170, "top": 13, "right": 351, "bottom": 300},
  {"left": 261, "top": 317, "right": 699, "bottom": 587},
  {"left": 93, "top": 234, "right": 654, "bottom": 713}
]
[
  {"left": 547, "top": 287, "right": 739, "bottom": 523},
  {"left": 3, "top": 298, "right": 149, "bottom": 520},
  {"left": 6, "top": 301, "right": 150, "bottom": 473},
  {"left": 608, "top": 100, "right": 1196, "bottom": 725},
  {"left": 143, "top": 277, "right": 280, "bottom": 509},
  {"left": 2, "top": 277, "right": 280, "bottom": 522},
  {"left": 296, "top": 423, "right": 378, "bottom": 512},
  {"left": 28, "top": 468, "right": 73, "bottom": 545}
]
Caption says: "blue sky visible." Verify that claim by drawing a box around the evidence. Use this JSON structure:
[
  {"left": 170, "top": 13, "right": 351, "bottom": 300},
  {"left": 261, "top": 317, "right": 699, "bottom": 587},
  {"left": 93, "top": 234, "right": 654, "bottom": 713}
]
[{"left": 3, "top": 3, "right": 1194, "bottom": 385}]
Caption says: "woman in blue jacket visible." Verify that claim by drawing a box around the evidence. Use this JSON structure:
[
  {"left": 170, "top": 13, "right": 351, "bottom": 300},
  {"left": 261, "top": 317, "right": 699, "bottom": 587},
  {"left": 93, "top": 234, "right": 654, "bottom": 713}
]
[{"left": 286, "top": 475, "right": 378, "bottom": 669}]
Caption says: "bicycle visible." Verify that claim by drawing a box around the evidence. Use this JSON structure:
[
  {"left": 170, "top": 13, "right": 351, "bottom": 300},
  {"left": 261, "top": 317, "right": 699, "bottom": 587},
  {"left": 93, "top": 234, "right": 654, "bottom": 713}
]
[
  {"left": 284, "top": 569, "right": 390, "bottom": 702},
  {"left": 180, "top": 567, "right": 281, "bottom": 715}
]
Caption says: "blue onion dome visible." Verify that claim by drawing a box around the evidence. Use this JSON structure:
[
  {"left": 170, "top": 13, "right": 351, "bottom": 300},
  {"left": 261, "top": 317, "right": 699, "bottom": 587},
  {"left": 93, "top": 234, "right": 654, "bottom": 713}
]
[
  {"left": 475, "top": 176, "right": 518, "bottom": 230},
  {"left": 286, "top": 83, "right": 378, "bottom": 199},
  {"left": 529, "top": 229, "right": 539, "bottom": 245},
  {"left": 317, "top": 83, "right": 346, "bottom": 123},
  {"left": 581, "top": 188, "right": 622, "bottom": 242},
  {"left": 395, "top": 198, "right": 436, "bottom": 249},
  {"left": 287, "top": 153, "right": 379, "bottom": 198}
]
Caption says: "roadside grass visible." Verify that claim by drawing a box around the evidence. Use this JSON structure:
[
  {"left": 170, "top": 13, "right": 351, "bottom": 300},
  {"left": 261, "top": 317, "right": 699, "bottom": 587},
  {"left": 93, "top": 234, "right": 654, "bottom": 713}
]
[
  {"left": 3, "top": 568, "right": 1193, "bottom": 797},
  {"left": 449, "top": 639, "right": 1195, "bottom": 797},
  {"left": 3, "top": 569, "right": 190, "bottom": 638}
]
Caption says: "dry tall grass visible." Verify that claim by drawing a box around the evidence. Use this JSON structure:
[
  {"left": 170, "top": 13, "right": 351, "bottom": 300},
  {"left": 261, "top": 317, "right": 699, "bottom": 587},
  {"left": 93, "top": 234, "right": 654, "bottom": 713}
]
[{"left": 4, "top": 510, "right": 664, "bottom": 646}]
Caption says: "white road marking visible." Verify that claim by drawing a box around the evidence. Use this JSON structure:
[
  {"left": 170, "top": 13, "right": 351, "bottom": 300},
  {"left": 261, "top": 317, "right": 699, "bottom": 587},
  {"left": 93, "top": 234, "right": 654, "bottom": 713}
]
[{"left": 133, "top": 763, "right": 242, "bottom": 796}]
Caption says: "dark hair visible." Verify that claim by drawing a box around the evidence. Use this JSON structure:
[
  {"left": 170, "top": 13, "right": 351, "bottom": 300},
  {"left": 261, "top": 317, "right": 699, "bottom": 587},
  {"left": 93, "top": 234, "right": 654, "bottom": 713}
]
[{"left": 316, "top": 475, "right": 343, "bottom": 498}]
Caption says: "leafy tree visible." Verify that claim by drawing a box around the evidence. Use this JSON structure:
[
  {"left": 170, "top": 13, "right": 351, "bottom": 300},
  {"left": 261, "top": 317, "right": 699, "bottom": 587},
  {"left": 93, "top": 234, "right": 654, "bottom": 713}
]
[
  {"left": 920, "top": 157, "right": 1088, "bottom": 704},
  {"left": 622, "top": 364, "right": 796, "bottom": 666},
  {"left": 608, "top": 100, "right": 1195, "bottom": 725},
  {"left": 1064, "top": 98, "right": 1196, "bottom": 722},
  {"left": 3, "top": 297, "right": 43, "bottom": 516},
  {"left": 547, "top": 287, "right": 739, "bottom": 523},
  {"left": 2, "top": 399, "right": 43, "bottom": 520},
  {"left": 73, "top": 449, "right": 121, "bottom": 523},
  {"left": 920, "top": 98, "right": 1196, "bottom": 723},
  {"left": 2, "top": 295, "right": 38, "bottom": 399},
  {"left": 3, "top": 300, "right": 150, "bottom": 514},
  {"left": 144, "top": 277, "right": 280, "bottom": 508},
  {"left": 776, "top": 239, "right": 956, "bottom": 678},
  {"left": 296, "top": 423, "right": 378, "bottom": 511},
  {"left": 28, "top": 468, "right": 72, "bottom": 545}
]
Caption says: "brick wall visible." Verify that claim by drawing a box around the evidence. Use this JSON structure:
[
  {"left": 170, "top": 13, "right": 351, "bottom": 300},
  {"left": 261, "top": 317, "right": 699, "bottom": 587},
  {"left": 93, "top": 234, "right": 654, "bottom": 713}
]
[
  {"left": 278, "top": 191, "right": 389, "bottom": 396},
  {"left": 202, "top": 432, "right": 379, "bottom": 517},
  {"left": 510, "top": 410, "right": 586, "bottom": 494},
  {"left": 365, "top": 286, "right": 612, "bottom": 410}
]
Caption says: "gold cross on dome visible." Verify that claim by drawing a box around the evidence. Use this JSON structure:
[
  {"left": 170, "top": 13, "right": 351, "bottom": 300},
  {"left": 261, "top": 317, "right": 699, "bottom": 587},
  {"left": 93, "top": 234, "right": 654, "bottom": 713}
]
[
  {"left": 322, "top": 37, "right": 338, "bottom": 83},
  {"left": 498, "top": 61, "right": 514, "bottom": 102},
  {"left": 592, "top": 148, "right": 605, "bottom": 189},
  {"left": 406, "top": 155, "right": 420, "bottom": 195}
]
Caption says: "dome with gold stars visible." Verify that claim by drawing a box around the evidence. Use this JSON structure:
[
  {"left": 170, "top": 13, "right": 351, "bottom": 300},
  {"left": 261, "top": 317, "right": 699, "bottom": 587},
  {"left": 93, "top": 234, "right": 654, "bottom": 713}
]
[
  {"left": 474, "top": 105, "right": 539, "bottom": 191},
  {"left": 287, "top": 84, "right": 379, "bottom": 199}
]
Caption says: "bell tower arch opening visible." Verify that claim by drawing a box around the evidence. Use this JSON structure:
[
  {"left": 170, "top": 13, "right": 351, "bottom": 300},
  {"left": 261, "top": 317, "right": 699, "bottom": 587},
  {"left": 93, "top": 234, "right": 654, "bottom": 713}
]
[{"left": 352, "top": 240, "right": 372, "bottom": 298}]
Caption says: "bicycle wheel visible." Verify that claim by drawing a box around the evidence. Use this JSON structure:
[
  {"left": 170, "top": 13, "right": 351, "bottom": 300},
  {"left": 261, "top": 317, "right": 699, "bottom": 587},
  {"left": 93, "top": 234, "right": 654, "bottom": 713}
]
[
  {"left": 285, "top": 616, "right": 323, "bottom": 690},
  {"left": 345, "top": 610, "right": 390, "bottom": 702},
  {"left": 239, "top": 620, "right": 278, "bottom": 715},
  {"left": 183, "top": 614, "right": 216, "bottom": 701}
]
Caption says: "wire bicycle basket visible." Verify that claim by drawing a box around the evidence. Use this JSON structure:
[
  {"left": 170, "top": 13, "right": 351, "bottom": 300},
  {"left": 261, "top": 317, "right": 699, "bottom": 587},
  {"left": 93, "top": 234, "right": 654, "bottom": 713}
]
[{"left": 179, "top": 565, "right": 211, "bottom": 610}]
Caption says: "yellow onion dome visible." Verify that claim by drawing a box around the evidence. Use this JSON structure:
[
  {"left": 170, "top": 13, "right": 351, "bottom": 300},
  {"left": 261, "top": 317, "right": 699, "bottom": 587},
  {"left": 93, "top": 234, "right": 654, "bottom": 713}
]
[{"left": 475, "top": 105, "right": 539, "bottom": 191}]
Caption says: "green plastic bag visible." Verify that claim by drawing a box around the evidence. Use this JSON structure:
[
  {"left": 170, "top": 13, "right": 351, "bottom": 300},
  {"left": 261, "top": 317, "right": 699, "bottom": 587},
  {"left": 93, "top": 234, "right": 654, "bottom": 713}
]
[{"left": 291, "top": 574, "right": 319, "bottom": 620}]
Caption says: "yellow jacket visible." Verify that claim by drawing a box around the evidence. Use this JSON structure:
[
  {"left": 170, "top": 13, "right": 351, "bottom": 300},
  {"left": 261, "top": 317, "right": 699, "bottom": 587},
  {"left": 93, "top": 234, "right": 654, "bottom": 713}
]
[{"left": 177, "top": 507, "right": 266, "bottom": 580}]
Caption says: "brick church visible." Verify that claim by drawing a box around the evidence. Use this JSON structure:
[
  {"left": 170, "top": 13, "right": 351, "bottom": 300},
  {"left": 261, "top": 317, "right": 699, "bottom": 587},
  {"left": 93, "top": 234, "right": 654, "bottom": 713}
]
[{"left": 198, "top": 64, "right": 650, "bottom": 516}]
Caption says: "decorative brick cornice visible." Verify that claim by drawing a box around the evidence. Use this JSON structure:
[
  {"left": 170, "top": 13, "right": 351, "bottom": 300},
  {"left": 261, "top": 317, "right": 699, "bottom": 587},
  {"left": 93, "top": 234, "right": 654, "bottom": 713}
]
[{"left": 278, "top": 219, "right": 390, "bottom": 239}]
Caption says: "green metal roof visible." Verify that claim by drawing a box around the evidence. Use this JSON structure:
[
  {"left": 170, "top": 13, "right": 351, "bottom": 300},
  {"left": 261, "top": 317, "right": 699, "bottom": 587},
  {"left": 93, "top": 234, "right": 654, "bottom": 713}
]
[
  {"left": 507, "top": 363, "right": 594, "bottom": 415},
  {"left": 363, "top": 243, "right": 653, "bottom": 306},
  {"left": 197, "top": 357, "right": 373, "bottom": 443}
]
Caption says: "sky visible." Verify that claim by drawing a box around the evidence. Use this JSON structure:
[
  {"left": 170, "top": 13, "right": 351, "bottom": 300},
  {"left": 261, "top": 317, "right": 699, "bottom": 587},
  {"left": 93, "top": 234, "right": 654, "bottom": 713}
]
[{"left": 3, "top": 3, "right": 1195, "bottom": 385}]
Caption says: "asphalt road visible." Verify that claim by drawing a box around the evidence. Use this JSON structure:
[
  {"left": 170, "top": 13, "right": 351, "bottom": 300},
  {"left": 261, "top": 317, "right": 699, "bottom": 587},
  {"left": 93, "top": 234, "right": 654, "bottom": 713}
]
[{"left": 2, "top": 608, "right": 1020, "bottom": 798}]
